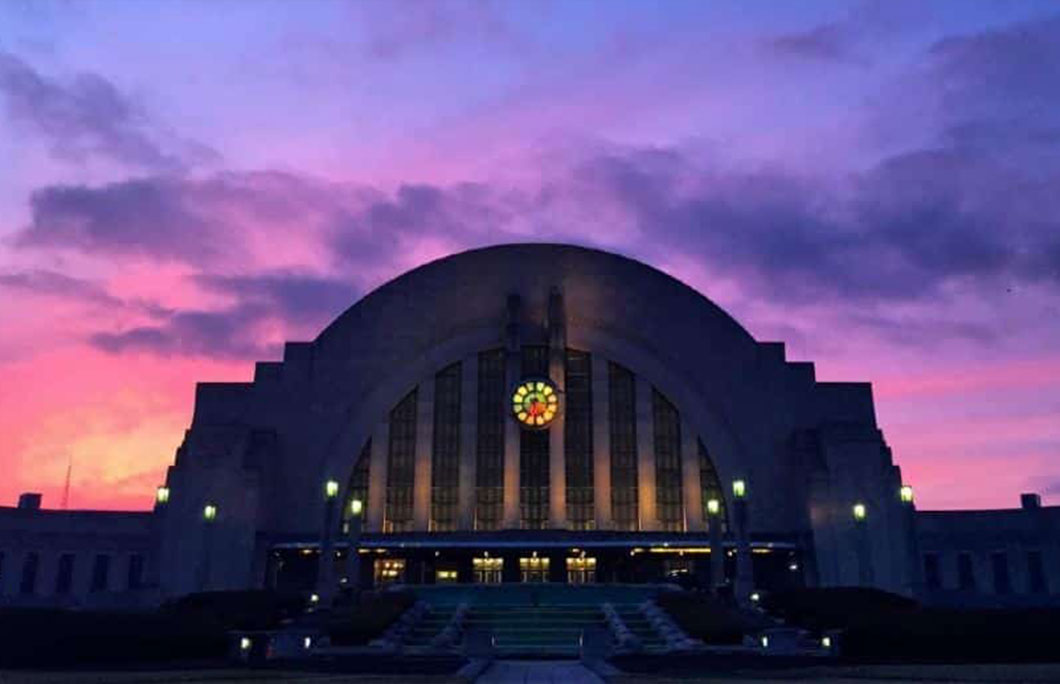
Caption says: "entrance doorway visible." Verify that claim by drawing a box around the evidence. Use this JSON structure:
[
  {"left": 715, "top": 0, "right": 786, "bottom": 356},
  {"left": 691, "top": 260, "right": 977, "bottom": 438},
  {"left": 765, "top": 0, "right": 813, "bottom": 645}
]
[
  {"left": 566, "top": 556, "right": 597, "bottom": 584},
  {"left": 519, "top": 555, "right": 549, "bottom": 582},
  {"left": 374, "top": 558, "right": 405, "bottom": 585},
  {"left": 473, "top": 556, "right": 503, "bottom": 583}
]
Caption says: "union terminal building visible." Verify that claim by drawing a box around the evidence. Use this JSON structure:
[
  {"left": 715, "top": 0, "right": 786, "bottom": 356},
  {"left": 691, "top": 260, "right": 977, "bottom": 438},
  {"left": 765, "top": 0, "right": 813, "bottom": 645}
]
[{"left": 2, "top": 244, "right": 1057, "bottom": 604}]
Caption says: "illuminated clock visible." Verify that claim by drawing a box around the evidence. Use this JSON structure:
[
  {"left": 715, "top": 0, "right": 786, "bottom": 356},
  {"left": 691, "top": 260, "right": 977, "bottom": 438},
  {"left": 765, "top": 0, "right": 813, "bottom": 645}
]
[{"left": 511, "top": 378, "right": 559, "bottom": 429}]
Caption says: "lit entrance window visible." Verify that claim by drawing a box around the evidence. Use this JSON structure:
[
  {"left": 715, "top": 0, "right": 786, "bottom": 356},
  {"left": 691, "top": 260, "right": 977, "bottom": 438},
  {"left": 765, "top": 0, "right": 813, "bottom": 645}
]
[
  {"left": 374, "top": 559, "right": 405, "bottom": 585},
  {"left": 566, "top": 556, "right": 597, "bottom": 584},
  {"left": 473, "top": 556, "right": 503, "bottom": 584},
  {"left": 435, "top": 568, "right": 459, "bottom": 584},
  {"left": 663, "top": 558, "right": 692, "bottom": 579},
  {"left": 519, "top": 554, "right": 550, "bottom": 583}
]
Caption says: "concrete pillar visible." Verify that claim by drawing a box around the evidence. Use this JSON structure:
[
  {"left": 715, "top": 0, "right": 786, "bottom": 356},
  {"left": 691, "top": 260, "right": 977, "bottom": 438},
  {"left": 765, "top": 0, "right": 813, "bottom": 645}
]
[
  {"left": 503, "top": 350, "right": 521, "bottom": 528},
  {"left": 344, "top": 510, "right": 363, "bottom": 590},
  {"left": 458, "top": 356, "right": 479, "bottom": 531},
  {"left": 317, "top": 492, "right": 338, "bottom": 605},
  {"left": 413, "top": 379, "right": 436, "bottom": 531},
  {"left": 733, "top": 496, "right": 752, "bottom": 605},
  {"left": 591, "top": 355, "right": 612, "bottom": 530},
  {"left": 634, "top": 375, "right": 657, "bottom": 531},
  {"left": 855, "top": 512, "right": 874, "bottom": 586},
  {"left": 366, "top": 421, "right": 390, "bottom": 532},
  {"left": 548, "top": 348, "right": 567, "bottom": 529},
  {"left": 708, "top": 507, "right": 726, "bottom": 592},
  {"left": 681, "top": 419, "right": 704, "bottom": 532}
]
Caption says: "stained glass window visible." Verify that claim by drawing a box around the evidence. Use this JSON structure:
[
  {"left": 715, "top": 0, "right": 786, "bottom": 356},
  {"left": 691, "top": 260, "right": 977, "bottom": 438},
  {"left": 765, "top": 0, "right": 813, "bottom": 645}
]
[
  {"left": 384, "top": 390, "right": 417, "bottom": 532},
  {"left": 653, "top": 388, "right": 684, "bottom": 532},
  {"left": 609, "top": 362, "right": 639, "bottom": 531},
  {"left": 475, "top": 350, "right": 506, "bottom": 530},
  {"left": 431, "top": 362, "right": 461, "bottom": 531},
  {"left": 698, "top": 439, "right": 728, "bottom": 532},
  {"left": 565, "top": 349, "right": 594, "bottom": 530}
]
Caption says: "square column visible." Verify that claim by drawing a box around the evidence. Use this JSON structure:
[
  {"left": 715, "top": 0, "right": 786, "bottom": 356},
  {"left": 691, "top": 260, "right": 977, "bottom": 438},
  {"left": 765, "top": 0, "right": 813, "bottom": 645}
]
[
  {"left": 366, "top": 421, "right": 389, "bottom": 532},
  {"left": 635, "top": 375, "right": 657, "bottom": 530},
  {"left": 502, "top": 349, "right": 521, "bottom": 528},
  {"left": 591, "top": 355, "right": 612, "bottom": 530},
  {"left": 413, "top": 379, "right": 436, "bottom": 531},
  {"left": 681, "top": 418, "right": 705, "bottom": 532},
  {"left": 458, "top": 356, "right": 479, "bottom": 530},
  {"left": 548, "top": 349, "right": 567, "bottom": 529}
]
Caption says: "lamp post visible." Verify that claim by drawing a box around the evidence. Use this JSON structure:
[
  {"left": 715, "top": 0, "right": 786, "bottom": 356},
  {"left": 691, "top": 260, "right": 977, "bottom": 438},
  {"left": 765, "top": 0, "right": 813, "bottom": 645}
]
[
  {"left": 197, "top": 503, "right": 218, "bottom": 592},
  {"left": 345, "top": 498, "right": 364, "bottom": 595},
  {"left": 899, "top": 484, "right": 920, "bottom": 597},
  {"left": 707, "top": 498, "right": 725, "bottom": 594},
  {"left": 317, "top": 480, "right": 340, "bottom": 608},
  {"left": 732, "top": 479, "right": 753, "bottom": 605},
  {"left": 852, "top": 502, "right": 874, "bottom": 586}
]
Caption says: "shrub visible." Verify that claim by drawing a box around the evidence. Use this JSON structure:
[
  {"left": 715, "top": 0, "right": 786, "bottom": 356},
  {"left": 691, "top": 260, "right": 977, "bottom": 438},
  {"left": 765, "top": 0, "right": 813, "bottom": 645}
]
[
  {"left": 327, "top": 589, "right": 416, "bottom": 646},
  {"left": 657, "top": 592, "right": 771, "bottom": 644},
  {"left": 0, "top": 607, "right": 227, "bottom": 667},
  {"left": 163, "top": 588, "right": 307, "bottom": 630}
]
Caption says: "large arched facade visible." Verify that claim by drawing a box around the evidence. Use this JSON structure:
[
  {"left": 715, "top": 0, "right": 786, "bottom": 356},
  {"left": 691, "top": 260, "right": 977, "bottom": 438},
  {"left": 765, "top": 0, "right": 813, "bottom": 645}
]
[{"left": 155, "top": 244, "right": 915, "bottom": 597}]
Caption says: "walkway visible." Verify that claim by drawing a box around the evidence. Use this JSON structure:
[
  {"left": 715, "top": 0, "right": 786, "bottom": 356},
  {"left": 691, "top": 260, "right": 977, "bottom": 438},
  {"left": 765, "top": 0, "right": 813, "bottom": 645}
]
[{"left": 475, "top": 660, "right": 604, "bottom": 684}]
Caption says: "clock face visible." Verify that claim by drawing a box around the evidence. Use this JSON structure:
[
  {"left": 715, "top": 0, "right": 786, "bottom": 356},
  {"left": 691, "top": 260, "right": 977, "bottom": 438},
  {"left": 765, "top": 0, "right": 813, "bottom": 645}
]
[{"left": 512, "top": 378, "right": 559, "bottom": 428}]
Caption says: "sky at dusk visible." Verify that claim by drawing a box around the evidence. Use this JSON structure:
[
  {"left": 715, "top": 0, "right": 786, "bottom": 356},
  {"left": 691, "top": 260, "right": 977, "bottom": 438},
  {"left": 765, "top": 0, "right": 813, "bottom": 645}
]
[{"left": 1, "top": 1, "right": 1059, "bottom": 512}]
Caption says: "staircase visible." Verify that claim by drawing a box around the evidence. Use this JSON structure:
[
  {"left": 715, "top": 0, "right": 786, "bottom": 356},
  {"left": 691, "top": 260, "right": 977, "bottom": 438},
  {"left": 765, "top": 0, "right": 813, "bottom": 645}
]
[
  {"left": 614, "top": 604, "right": 668, "bottom": 653},
  {"left": 468, "top": 604, "right": 604, "bottom": 657},
  {"left": 401, "top": 604, "right": 457, "bottom": 650}
]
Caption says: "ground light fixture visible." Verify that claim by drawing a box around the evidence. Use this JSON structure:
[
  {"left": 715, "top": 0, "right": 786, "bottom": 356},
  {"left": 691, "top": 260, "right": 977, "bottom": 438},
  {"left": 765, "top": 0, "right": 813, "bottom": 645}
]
[
  {"left": 750, "top": 591, "right": 761, "bottom": 603},
  {"left": 900, "top": 485, "right": 914, "bottom": 504},
  {"left": 156, "top": 486, "right": 170, "bottom": 504},
  {"left": 239, "top": 637, "right": 251, "bottom": 651},
  {"left": 325, "top": 480, "right": 340, "bottom": 499},
  {"left": 203, "top": 503, "right": 218, "bottom": 522},
  {"left": 852, "top": 502, "right": 867, "bottom": 521},
  {"left": 732, "top": 479, "right": 747, "bottom": 499},
  {"left": 822, "top": 636, "right": 832, "bottom": 649}
]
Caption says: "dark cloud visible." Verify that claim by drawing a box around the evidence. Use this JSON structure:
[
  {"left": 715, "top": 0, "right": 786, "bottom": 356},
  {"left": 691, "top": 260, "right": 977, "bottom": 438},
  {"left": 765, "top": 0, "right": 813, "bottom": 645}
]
[
  {"left": 18, "top": 178, "right": 220, "bottom": 261},
  {"left": 766, "top": 23, "right": 858, "bottom": 63},
  {"left": 90, "top": 305, "right": 276, "bottom": 359},
  {"left": 0, "top": 268, "right": 172, "bottom": 317},
  {"left": 194, "top": 272, "right": 358, "bottom": 326},
  {"left": 0, "top": 51, "right": 217, "bottom": 169},
  {"left": 89, "top": 272, "right": 357, "bottom": 359},
  {"left": 16, "top": 171, "right": 324, "bottom": 263}
]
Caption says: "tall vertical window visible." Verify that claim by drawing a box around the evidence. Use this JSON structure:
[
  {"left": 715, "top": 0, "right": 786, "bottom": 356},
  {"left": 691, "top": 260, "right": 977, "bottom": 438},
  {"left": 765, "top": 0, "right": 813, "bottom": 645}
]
[
  {"left": 475, "top": 350, "right": 506, "bottom": 530},
  {"left": 957, "top": 552, "right": 976, "bottom": 590},
  {"left": 653, "top": 389, "right": 684, "bottom": 532},
  {"left": 520, "top": 346, "right": 550, "bottom": 529},
  {"left": 348, "top": 440, "right": 371, "bottom": 521},
  {"left": 431, "top": 362, "right": 462, "bottom": 531},
  {"left": 609, "top": 362, "right": 639, "bottom": 531},
  {"left": 698, "top": 440, "right": 727, "bottom": 532},
  {"left": 565, "top": 349, "right": 594, "bottom": 530},
  {"left": 90, "top": 553, "right": 110, "bottom": 593},
  {"left": 19, "top": 552, "right": 39, "bottom": 595},
  {"left": 1027, "top": 550, "right": 1047, "bottom": 593},
  {"left": 384, "top": 390, "right": 417, "bottom": 532},
  {"left": 55, "top": 553, "right": 75, "bottom": 595},
  {"left": 924, "top": 552, "right": 941, "bottom": 590},
  {"left": 991, "top": 551, "right": 1011, "bottom": 594},
  {"left": 128, "top": 554, "right": 145, "bottom": 590}
]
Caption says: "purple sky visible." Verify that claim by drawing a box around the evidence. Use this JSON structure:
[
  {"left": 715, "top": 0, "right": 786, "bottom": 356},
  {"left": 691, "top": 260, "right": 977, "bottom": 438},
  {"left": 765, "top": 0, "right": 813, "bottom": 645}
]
[{"left": 1, "top": 0, "right": 1059, "bottom": 511}]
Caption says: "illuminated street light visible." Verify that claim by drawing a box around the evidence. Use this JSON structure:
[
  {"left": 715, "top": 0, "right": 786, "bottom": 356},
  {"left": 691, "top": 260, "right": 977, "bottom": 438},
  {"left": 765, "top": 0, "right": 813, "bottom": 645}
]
[
  {"left": 852, "top": 503, "right": 867, "bottom": 522},
  {"left": 325, "top": 480, "right": 340, "bottom": 499},
  {"left": 732, "top": 480, "right": 747, "bottom": 499},
  {"left": 900, "top": 485, "right": 914, "bottom": 504},
  {"left": 706, "top": 498, "right": 721, "bottom": 516},
  {"left": 239, "top": 636, "right": 251, "bottom": 651},
  {"left": 350, "top": 498, "right": 364, "bottom": 516},
  {"left": 203, "top": 503, "right": 218, "bottom": 522},
  {"left": 156, "top": 486, "right": 170, "bottom": 504}
]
